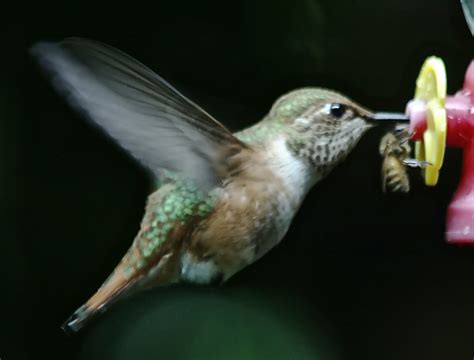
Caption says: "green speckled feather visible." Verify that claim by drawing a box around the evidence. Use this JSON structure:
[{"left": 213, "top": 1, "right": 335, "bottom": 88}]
[{"left": 139, "top": 180, "right": 217, "bottom": 261}]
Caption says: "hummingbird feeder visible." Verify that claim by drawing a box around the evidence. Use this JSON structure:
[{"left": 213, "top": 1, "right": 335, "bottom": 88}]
[{"left": 402, "top": 56, "right": 474, "bottom": 244}]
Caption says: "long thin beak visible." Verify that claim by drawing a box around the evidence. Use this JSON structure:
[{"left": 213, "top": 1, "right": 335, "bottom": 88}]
[{"left": 366, "top": 112, "right": 410, "bottom": 123}]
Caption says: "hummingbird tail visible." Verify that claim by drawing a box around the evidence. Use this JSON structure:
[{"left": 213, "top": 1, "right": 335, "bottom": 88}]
[
  {"left": 61, "top": 304, "right": 103, "bottom": 334},
  {"left": 61, "top": 269, "right": 139, "bottom": 334},
  {"left": 61, "top": 230, "right": 181, "bottom": 334}
]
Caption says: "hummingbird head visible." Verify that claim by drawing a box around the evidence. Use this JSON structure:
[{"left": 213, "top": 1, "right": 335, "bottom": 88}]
[{"left": 268, "top": 88, "right": 406, "bottom": 179}]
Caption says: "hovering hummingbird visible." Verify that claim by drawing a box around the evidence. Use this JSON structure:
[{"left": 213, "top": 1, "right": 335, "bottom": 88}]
[{"left": 31, "top": 38, "right": 407, "bottom": 333}]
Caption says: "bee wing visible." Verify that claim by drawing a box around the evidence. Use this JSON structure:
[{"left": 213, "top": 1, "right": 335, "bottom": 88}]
[{"left": 31, "top": 38, "right": 247, "bottom": 191}]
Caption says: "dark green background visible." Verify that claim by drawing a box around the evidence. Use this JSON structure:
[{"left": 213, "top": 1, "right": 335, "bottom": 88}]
[{"left": 2, "top": 1, "right": 474, "bottom": 359}]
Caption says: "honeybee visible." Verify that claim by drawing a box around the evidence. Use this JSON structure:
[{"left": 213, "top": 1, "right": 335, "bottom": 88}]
[
  {"left": 379, "top": 131, "right": 411, "bottom": 193},
  {"left": 379, "top": 123, "right": 426, "bottom": 192},
  {"left": 379, "top": 125, "right": 431, "bottom": 193}
]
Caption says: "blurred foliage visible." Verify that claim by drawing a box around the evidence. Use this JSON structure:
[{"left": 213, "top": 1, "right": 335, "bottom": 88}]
[{"left": 80, "top": 288, "right": 336, "bottom": 360}]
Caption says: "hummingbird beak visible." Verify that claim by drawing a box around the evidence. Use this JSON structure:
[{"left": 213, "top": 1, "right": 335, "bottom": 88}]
[{"left": 365, "top": 112, "right": 410, "bottom": 124}]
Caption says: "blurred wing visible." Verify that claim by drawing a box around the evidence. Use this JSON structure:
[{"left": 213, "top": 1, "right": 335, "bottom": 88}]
[
  {"left": 461, "top": 0, "right": 474, "bottom": 36},
  {"left": 31, "top": 37, "right": 246, "bottom": 190}
]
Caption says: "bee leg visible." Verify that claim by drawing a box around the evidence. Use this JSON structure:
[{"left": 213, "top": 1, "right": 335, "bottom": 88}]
[{"left": 402, "top": 159, "right": 431, "bottom": 168}]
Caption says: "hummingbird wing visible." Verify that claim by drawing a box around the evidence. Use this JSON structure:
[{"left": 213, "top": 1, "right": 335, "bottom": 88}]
[{"left": 31, "top": 37, "right": 247, "bottom": 190}]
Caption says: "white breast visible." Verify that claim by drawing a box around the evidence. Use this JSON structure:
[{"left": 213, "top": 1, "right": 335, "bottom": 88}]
[
  {"left": 267, "top": 137, "right": 313, "bottom": 207},
  {"left": 253, "top": 137, "right": 313, "bottom": 256}
]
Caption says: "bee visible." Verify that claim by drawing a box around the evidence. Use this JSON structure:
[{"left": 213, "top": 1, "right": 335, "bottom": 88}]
[
  {"left": 379, "top": 123, "right": 428, "bottom": 192},
  {"left": 379, "top": 130, "right": 411, "bottom": 193},
  {"left": 379, "top": 125, "right": 431, "bottom": 193}
]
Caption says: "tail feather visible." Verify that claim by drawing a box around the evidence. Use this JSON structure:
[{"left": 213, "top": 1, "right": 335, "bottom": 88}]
[
  {"left": 61, "top": 269, "right": 139, "bottom": 334},
  {"left": 61, "top": 304, "right": 105, "bottom": 334},
  {"left": 61, "top": 233, "right": 180, "bottom": 333}
]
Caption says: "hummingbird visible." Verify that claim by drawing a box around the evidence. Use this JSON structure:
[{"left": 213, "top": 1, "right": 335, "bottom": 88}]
[{"left": 31, "top": 37, "right": 407, "bottom": 333}]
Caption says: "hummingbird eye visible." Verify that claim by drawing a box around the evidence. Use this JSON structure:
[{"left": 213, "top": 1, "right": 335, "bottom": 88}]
[{"left": 328, "top": 103, "right": 347, "bottom": 118}]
